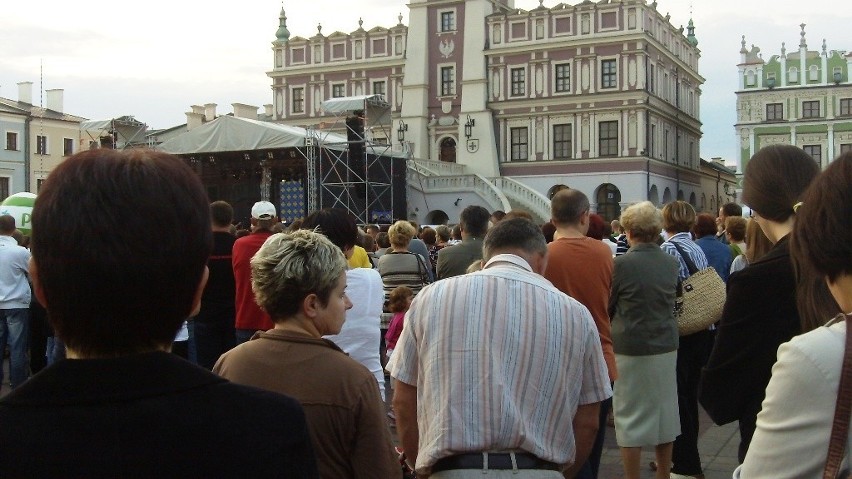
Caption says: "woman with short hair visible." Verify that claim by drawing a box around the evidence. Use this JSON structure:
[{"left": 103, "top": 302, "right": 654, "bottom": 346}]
[
  {"left": 609, "top": 201, "right": 680, "bottom": 479},
  {"left": 214, "top": 230, "right": 399, "bottom": 478},
  {"left": 377, "top": 220, "right": 431, "bottom": 302},
  {"left": 659, "top": 200, "right": 711, "bottom": 479}
]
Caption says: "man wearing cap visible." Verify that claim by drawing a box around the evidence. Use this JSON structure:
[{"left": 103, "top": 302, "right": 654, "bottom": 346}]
[
  {"left": 0, "top": 214, "right": 31, "bottom": 389},
  {"left": 232, "top": 201, "right": 278, "bottom": 344}
]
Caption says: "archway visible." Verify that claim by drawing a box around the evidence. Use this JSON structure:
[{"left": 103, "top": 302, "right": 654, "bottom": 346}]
[
  {"left": 439, "top": 137, "right": 457, "bottom": 163},
  {"left": 701, "top": 193, "right": 707, "bottom": 211},
  {"left": 677, "top": 190, "right": 685, "bottom": 201},
  {"left": 425, "top": 209, "right": 450, "bottom": 225},
  {"left": 547, "top": 184, "right": 570, "bottom": 199},
  {"left": 689, "top": 192, "right": 696, "bottom": 207},
  {"left": 595, "top": 183, "right": 622, "bottom": 222},
  {"left": 648, "top": 185, "right": 660, "bottom": 206},
  {"left": 662, "top": 187, "right": 672, "bottom": 204}
]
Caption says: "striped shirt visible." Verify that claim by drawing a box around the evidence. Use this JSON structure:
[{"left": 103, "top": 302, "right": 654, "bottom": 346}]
[
  {"left": 661, "top": 232, "right": 709, "bottom": 281},
  {"left": 389, "top": 254, "right": 612, "bottom": 474}
]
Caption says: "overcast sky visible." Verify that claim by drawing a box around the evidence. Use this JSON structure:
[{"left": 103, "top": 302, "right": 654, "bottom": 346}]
[{"left": 1, "top": 1, "right": 848, "bottom": 165}]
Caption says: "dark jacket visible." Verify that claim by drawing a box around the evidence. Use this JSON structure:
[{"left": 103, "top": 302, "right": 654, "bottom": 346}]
[
  {"left": 0, "top": 351, "right": 318, "bottom": 478},
  {"left": 699, "top": 236, "right": 801, "bottom": 425},
  {"left": 436, "top": 238, "right": 484, "bottom": 279},
  {"left": 609, "top": 242, "right": 680, "bottom": 356}
]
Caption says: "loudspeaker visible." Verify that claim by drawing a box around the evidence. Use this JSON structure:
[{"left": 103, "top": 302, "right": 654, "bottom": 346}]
[{"left": 346, "top": 111, "right": 364, "bottom": 169}]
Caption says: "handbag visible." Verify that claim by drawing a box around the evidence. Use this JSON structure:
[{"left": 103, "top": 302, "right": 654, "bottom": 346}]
[
  {"left": 670, "top": 242, "right": 726, "bottom": 336},
  {"left": 823, "top": 313, "right": 852, "bottom": 479}
]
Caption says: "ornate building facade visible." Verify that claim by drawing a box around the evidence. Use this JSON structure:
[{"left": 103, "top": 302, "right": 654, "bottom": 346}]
[
  {"left": 736, "top": 24, "right": 852, "bottom": 174},
  {"left": 268, "top": 0, "right": 713, "bottom": 221}
]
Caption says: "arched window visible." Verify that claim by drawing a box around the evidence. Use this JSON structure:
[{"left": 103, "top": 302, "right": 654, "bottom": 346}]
[
  {"left": 425, "top": 210, "right": 450, "bottom": 225},
  {"left": 663, "top": 187, "right": 672, "bottom": 204},
  {"left": 689, "top": 192, "right": 697, "bottom": 207},
  {"left": 595, "top": 183, "right": 622, "bottom": 222},
  {"left": 439, "top": 137, "right": 456, "bottom": 163},
  {"left": 648, "top": 185, "right": 660, "bottom": 206},
  {"left": 547, "top": 184, "right": 570, "bottom": 199}
]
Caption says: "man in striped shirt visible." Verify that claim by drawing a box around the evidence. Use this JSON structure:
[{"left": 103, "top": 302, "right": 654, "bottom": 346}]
[{"left": 390, "top": 218, "right": 612, "bottom": 478}]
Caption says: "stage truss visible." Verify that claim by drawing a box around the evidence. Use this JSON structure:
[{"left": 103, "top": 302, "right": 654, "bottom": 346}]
[{"left": 298, "top": 94, "right": 407, "bottom": 224}]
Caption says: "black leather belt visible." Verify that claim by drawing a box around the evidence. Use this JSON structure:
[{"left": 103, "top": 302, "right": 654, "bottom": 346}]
[{"left": 431, "top": 453, "right": 560, "bottom": 473}]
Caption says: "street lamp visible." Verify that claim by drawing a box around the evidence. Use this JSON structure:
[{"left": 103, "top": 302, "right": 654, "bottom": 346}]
[
  {"left": 464, "top": 115, "right": 475, "bottom": 139},
  {"left": 397, "top": 120, "right": 408, "bottom": 143}
]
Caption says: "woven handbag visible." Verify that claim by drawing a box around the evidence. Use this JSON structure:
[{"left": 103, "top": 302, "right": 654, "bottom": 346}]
[{"left": 671, "top": 242, "right": 726, "bottom": 336}]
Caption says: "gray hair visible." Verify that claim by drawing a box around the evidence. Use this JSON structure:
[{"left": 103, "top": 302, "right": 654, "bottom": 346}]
[
  {"left": 620, "top": 201, "right": 663, "bottom": 243},
  {"left": 482, "top": 217, "right": 547, "bottom": 260},
  {"left": 250, "top": 229, "right": 347, "bottom": 321}
]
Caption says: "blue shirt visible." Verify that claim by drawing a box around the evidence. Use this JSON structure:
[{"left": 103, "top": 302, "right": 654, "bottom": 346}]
[{"left": 696, "top": 236, "right": 733, "bottom": 283}]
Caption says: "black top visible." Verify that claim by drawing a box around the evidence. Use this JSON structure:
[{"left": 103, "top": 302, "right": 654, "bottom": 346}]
[
  {"left": 699, "top": 236, "right": 801, "bottom": 425},
  {"left": 0, "top": 351, "right": 318, "bottom": 478},
  {"left": 200, "top": 231, "right": 237, "bottom": 306}
]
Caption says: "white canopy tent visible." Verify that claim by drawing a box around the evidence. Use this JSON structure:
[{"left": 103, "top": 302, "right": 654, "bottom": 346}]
[
  {"left": 157, "top": 115, "right": 348, "bottom": 154},
  {"left": 80, "top": 116, "right": 147, "bottom": 149}
]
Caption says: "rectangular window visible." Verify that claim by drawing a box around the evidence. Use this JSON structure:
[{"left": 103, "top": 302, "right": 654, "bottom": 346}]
[
  {"left": 552, "top": 124, "right": 572, "bottom": 159},
  {"left": 555, "top": 64, "right": 571, "bottom": 93},
  {"left": 440, "top": 11, "right": 455, "bottom": 32},
  {"left": 766, "top": 103, "right": 784, "bottom": 121},
  {"left": 441, "top": 66, "right": 455, "bottom": 96},
  {"left": 36, "top": 135, "right": 47, "bottom": 155},
  {"left": 0, "top": 177, "right": 8, "bottom": 201},
  {"left": 372, "top": 81, "right": 386, "bottom": 96},
  {"left": 63, "top": 138, "right": 74, "bottom": 156},
  {"left": 511, "top": 68, "right": 526, "bottom": 96},
  {"left": 601, "top": 59, "right": 617, "bottom": 89},
  {"left": 5, "top": 132, "right": 17, "bottom": 151},
  {"left": 841, "top": 144, "right": 852, "bottom": 154},
  {"left": 649, "top": 64, "right": 655, "bottom": 93},
  {"left": 332, "top": 84, "right": 345, "bottom": 98},
  {"left": 292, "top": 88, "right": 304, "bottom": 113},
  {"left": 36, "top": 178, "right": 45, "bottom": 193},
  {"left": 803, "top": 145, "right": 821, "bottom": 163},
  {"left": 510, "top": 127, "right": 529, "bottom": 161},
  {"left": 802, "top": 100, "right": 820, "bottom": 119},
  {"left": 599, "top": 121, "right": 618, "bottom": 157},
  {"left": 840, "top": 98, "right": 852, "bottom": 116}
]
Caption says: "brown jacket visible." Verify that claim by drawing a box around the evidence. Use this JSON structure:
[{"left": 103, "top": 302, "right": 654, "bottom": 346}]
[{"left": 214, "top": 329, "right": 399, "bottom": 479}]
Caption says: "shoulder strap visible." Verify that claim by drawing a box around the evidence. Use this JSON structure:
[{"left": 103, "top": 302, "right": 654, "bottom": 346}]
[
  {"left": 670, "top": 241, "right": 699, "bottom": 275},
  {"left": 824, "top": 314, "right": 852, "bottom": 479}
]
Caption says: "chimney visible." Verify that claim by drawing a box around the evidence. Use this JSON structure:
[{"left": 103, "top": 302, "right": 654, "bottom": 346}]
[
  {"left": 46, "top": 89, "right": 64, "bottom": 112},
  {"left": 17, "top": 82, "right": 33, "bottom": 104},
  {"left": 204, "top": 103, "right": 217, "bottom": 122},
  {"left": 264, "top": 104, "right": 274, "bottom": 117},
  {"left": 232, "top": 103, "right": 259, "bottom": 119},
  {"left": 191, "top": 105, "right": 205, "bottom": 115},
  {"left": 186, "top": 111, "right": 204, "bottom": 130}
]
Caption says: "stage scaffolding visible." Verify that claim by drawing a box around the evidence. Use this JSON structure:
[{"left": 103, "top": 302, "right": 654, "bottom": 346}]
[
  {"left": 301, "top": 94, "right": 406, "bottom": 224},
  {"left": 80, "top": 116, "right": 147, "bottom": 149}
]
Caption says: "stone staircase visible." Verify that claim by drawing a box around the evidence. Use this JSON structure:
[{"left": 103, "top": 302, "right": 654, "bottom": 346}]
[{"left": 406, "top": 158, "right": 551, "bottom": 223}]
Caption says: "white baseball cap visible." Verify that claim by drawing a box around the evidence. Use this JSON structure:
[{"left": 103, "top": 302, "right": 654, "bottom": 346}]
[{"left": 251, "top": 201, "right": 277, "bottom": 220}]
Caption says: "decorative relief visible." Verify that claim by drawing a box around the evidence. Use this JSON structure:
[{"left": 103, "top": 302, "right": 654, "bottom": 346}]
[
  {"left": 535, "top": 66, "right": 543, "bottom": 95},
  {"left": 439, "top": 39, "right": 455, "bottom": 59},
  {"left": 760, "top": 134, "right": 789, "bottom": 147},
  {"left": 581, "top": 63, "right": 590, "bottom": 91},
  {"left": 313, "top": 86, "right": 321, "bottom": 112},
  {"left": 740, "top": 129, "right": 750, "bottom": 148},
  {"left": 396, "top": 82, "right": 403, "bottom": 107},
  {"left": 581, "top": 117, "right": 590, "bottom": 150},
  {"left": 628, "top": 59, "right": 637, "bottom": 87},
  {"left": 441, "top": 101, "right": 452, "bottom": 114},
  {"left": 276, "top": 91, "right": 284, "bottom": 117},
  {"left": 628, "top": 114, "right": 637, "bottom": 148},
  {"left": 492, "top": 70, "right": 501, "bottom": 99}
]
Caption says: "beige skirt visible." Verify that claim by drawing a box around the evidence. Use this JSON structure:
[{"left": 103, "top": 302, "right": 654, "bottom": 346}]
[{"left": 613, "top": 351, "right": 681, "bottom": 447}]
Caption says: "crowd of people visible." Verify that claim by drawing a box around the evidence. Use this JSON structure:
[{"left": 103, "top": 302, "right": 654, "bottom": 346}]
[{"left": 0, "top": 144, "right": 849, "bottom": 479}]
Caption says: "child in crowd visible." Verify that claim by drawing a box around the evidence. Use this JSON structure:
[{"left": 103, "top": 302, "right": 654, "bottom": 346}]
[{"left": 385, "top": 286, "right": 414, "bottom": 362}]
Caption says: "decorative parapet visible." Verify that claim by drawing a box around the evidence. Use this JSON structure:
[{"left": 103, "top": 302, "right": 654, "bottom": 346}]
[
  {"left": 409, "top": 157, "right": 468, "bottom": 176},
  {"left": 406, "top": 165, "right": 511, "bottom": 212},
  {"left": 491, "top": 176, "right": 551, "bottom": 222}
]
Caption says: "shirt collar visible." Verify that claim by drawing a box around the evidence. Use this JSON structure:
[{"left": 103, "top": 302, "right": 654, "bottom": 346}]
[
  {"left": 0, "top": 235, "right": 18, "bottom": 246},
  {"left": 483, "top": 253, "right": 534, "bottom": 272}
]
